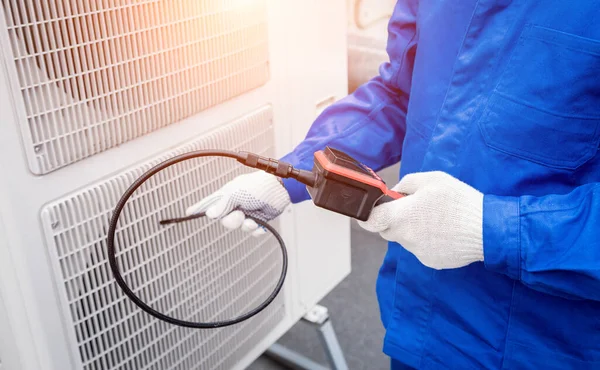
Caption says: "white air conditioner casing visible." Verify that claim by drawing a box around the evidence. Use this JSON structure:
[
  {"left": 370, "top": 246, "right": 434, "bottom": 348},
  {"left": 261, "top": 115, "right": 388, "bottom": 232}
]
[
  {"left": 347, "top": 0, "right": 395, "bottom": 92},
  {"left": 0, "top": 1, "right": 350, "bottom": 369}
]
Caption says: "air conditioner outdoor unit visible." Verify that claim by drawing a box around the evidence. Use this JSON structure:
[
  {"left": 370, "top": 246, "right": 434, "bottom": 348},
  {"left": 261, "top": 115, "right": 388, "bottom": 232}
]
[
  {"left": 347, "top": 0, "right": 394, "bottom": 92},
  {"left": 0, "top": 1, "right": 350, "bottom": 369}
]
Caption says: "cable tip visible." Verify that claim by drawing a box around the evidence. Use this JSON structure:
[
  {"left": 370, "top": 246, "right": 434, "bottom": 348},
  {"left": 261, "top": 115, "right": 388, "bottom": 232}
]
[{"left": 159, "top": 213, "right": 206, "bottom": 226}]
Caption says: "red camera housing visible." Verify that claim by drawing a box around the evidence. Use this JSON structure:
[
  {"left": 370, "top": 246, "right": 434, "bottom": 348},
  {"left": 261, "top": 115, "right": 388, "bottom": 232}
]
[{"left": 307, "top": 147, "right": 403, "bottom": 221}]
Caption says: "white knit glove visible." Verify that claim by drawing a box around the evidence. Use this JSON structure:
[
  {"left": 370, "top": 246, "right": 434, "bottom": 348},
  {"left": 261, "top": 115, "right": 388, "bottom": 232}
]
[
  {"left": 185, "top": 171, "right": 291, "bottom": 236},
  {"left": 358, "top": 171, "right": 484, "bottom": 269}
]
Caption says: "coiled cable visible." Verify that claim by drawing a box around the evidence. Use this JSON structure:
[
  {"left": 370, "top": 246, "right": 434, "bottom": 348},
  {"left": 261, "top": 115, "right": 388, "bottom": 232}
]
[{"left": 107, "top": 149, "right": 315, "bottom": 329}]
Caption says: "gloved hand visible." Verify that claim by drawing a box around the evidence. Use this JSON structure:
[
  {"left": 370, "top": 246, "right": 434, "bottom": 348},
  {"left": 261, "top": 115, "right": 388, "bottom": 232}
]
[
  {"left": 185, "top": 170, "right": 291, "bottom": 236},
  {"left": 358, "top": 171, "right": 484, "bottom": 269}
]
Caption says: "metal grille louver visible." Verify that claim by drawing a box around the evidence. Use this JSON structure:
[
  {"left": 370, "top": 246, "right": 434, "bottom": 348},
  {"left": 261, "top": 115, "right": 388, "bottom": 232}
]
[
  {"left": 40, "top": 106, "right": 285, "bottom": 370},
  {"left": 348, "top": 32, "right": 386, "bottom": 80},
  {"left": 347, "top": 30, "right": 388, "bottom": 92},
  {"left": 1, "top": 0, "right": 270, "bottom": 174},
  {"left": 347, "top": 0, "right": 391, "bottom": 92}
]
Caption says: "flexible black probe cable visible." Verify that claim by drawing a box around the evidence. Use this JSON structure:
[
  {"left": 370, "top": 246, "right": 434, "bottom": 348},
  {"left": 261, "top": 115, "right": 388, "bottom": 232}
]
[{"left": 107, "top": 149, "right": 316, "bottom": 329}]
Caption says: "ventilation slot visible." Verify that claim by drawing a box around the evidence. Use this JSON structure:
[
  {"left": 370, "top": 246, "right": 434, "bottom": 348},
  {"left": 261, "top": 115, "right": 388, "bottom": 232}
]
[
  {"left": 1, "top": 0, "right": 270, "bottom": 174},
  {"left": 347, "top": 30, "right": 388, "bottom": 92},
  {"left": 41, "top": 106, "right": 285, "bottom": 370},
  {"left": 348, "top": 0, "right": 391, "bottom": 92}
]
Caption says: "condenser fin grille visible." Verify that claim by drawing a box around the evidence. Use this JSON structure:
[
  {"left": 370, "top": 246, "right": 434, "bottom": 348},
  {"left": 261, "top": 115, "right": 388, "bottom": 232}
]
[
  {"left": 348, "top": 26, "right": 388, "bottom": 92},
  {"left": 1, "top": 0, "right": 270, "bottom": 174},
  {"left": 41, "top": 106, "right": 284, "bottom": 370}
]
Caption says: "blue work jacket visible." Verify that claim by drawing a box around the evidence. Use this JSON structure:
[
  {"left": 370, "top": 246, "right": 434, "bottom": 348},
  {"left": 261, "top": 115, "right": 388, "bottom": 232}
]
[{"left": 281, "top": 0, "right": 600, "bottom": 368}]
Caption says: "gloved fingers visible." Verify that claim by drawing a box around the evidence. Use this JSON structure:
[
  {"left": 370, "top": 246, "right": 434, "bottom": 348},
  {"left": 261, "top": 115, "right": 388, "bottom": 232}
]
[
  {"left": 380, "top": 228, "right": 401, "bottom": 242},
  {"left": 244, "top": 209, "right": 275, "bottom": 224},
  {"left": 380, "top": 194, "right": 422, "bottom": 245},
  {"left": 241, "top": 218, "right": 259, "bottom": 232},
  {"left": 393, "top": 171, "right": 448, "bottom": 194},
  {"left": 220, "top": 210, "right": 246, "bottom": 230},
  {"left": 356, "top": 201, "right": 400, "bottom": 233},
  {"left": 251, "top": 227, "right": 267, "bottom": 237},
  {"left": 185, "top": 192, "right": 222, "bottom": 216},
  {"left": 358, "top": 193, "right": 419, "bottom": 237},
  {"left": 241, "top": 212, "right": 268, "bottom": 237},
  {"left": 205, "top": 196, "right": 236, "bottom": 220},
  {"left": 246, "top": 210, "right": 268, "bottom": 237},
  {"left": 218, "top": 211, "right": 269, "bottom": 235}
]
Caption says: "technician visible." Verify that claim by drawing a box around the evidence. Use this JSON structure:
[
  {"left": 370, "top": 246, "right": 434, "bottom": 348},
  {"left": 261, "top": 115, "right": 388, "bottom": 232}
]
[{"left": 188, "top": 1, "right": 600, "bottom": 368}]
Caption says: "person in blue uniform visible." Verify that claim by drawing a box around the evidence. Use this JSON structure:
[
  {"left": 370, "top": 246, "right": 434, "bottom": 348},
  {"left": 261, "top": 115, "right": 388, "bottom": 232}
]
[{"left": 188, "top": 1, "right": 600, "bottom": 368}]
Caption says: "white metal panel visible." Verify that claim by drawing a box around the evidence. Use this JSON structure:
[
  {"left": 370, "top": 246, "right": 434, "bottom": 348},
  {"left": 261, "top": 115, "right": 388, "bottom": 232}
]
[
  {"left": 0, "top": 291, "right": 11, "bottom": 370},
  {"left": 0, "top": 196, "right": 38, "bottom": 370},
  {"left": 1, "top": 0, "right": 270, "bottom": 174},
  {"left": 280, "top": 0, "right": 352, "bottom": 313}
]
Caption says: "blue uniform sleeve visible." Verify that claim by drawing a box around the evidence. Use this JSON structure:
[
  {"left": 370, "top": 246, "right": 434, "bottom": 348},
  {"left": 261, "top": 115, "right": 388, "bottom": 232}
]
[
  {"left": 280, "top": 0, "right": 418, "bottom": 203},
  {"left": 483, "top": 183, "right": 600, "bottom": 301}
]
